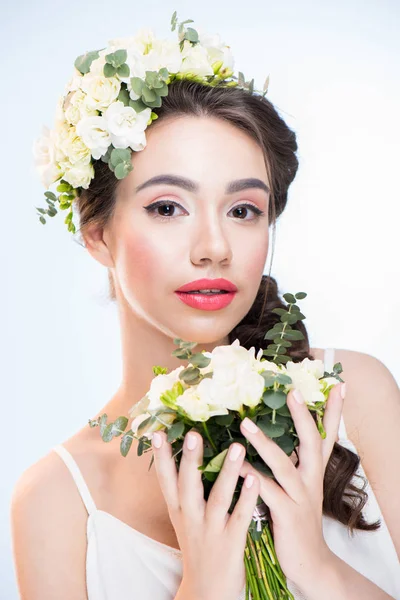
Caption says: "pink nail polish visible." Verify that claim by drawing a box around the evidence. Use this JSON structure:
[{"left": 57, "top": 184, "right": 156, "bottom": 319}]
[{"left": 293, "top": 389, "right": 304, "bottom": 404}]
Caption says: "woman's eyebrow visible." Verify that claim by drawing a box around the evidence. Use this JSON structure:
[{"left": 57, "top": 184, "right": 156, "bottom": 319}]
[{"left": 135, "top": 174, "right": 270, "bottom": 195}]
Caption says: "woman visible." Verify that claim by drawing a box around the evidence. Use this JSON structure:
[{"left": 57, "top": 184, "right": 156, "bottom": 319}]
[{"left": 11, "top": 17, "right": 400, "bottom": 600}]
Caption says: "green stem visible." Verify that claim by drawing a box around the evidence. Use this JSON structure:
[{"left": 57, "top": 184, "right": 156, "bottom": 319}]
[{"left": 202, "top": 421, "right": 217, "bottom": 451}]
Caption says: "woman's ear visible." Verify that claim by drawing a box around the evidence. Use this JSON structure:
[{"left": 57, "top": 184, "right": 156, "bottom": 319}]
[{"left": 82, "top": 223, "right": 115, "bottom": 269}]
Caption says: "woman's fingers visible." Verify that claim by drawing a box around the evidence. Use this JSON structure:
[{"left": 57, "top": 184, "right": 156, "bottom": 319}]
[
  {"left": 239, "top": 416, "right": 305, "bottom": 503},
  {"left": 227, "top": 469, "right": 261, "bottom": 544},
  {"left": 205, "top": 442, "right": 247, "bottom": 530},
  {"left": 321, "top": 383, "right": 345, "bottom": 469},
  {"left": 178, "top": 431, "right": 206, "bottom": 520},
  {"left": 151, "top": 431, "right": 180, "bottom": 514}
]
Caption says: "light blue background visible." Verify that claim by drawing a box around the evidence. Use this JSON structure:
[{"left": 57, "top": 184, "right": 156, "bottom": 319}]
[{"left": 1, "top": 0, "right": 399, "bottom": 597}]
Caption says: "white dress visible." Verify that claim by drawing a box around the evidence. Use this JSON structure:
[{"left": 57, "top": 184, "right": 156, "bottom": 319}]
[{"left": 53, "top": 348, "right": 400, "bottom": 600}]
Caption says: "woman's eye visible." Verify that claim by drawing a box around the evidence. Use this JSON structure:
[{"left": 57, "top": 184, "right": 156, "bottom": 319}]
[{"left": 144, "top": 200, "right": 265, "bottom": 222}]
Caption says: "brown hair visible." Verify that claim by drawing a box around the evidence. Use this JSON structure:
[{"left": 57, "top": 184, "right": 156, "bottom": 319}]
[{"left": 76, "top": 78, "right": 380, "bottom": 534}]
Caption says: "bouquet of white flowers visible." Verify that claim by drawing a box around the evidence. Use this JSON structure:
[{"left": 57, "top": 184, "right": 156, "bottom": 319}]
[{"left": 89, "top": 291, "right": 343, "bottom": 600}]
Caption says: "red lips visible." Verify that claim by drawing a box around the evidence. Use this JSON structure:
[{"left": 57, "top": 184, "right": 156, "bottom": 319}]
[{"left": 176, "top": 278, "right": 238, "bottom": 293}]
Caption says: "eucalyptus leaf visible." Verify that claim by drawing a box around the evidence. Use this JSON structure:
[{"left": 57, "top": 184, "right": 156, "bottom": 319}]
[
  {"left": 189, "top": 353, "right": 211, "bottom": 368},
  {"left": 114, "top": 162, "right": 132, "bottom": 179},
  {"left": 120, "top": 430, "right": 133, "bottom": 457},
  {"left": 117, "top": 63, "right": 130, "bottom": 78},
  {"left": 103, "top": 63, "right": 117, "bottom": 78},
  {"left": 262, "top": 390, "right": 287, "bottom": 409},
  {"left": 112, "top": 416, "right": 128, "bottom": 436},
  {"left": 283, "top": 293, "right": 296, "bottom": 303},
  {"left": 130, "top": 77, "right": 144, "bottom": 95},
  {"left": 257, "top": 419, "right": 285, "bottom": 438},
  {"left": 167, "top": 420, "right": 185, "bottom": 443},
  {"left": 99, "top": 413, "right": 108, "bottom": 436},
  {"left": 203, "top": 448, "right": 229, "bottom": 473},
  {"left": 102, "top": 422, "right": 114, "bottom": 442},
  {"left": 74, "top": 50, "right": 100, "bottom": 75},
  {"left": 142, "top": 86, "right": 156, "bottom": 102},
  {"left": 295, "top": 292, "right": 307, "bottom": 299},
  {"left": 214, "top": 413, "right": 234, "bottom": 426},
  {"left": 274, "top": 434, "right": 295, "bottom": 455}
]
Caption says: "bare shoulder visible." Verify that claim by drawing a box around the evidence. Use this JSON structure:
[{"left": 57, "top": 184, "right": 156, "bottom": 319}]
[
  {"left": 313, "top": 346, "right": 400, "bottom": 559},
  {"left": 10, "top": 433, "right": 100, "bottom": 599}
]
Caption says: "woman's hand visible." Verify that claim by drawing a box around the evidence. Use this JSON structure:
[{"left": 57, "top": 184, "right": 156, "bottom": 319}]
[
  {"left": 238, "top": 382, "right": 345, "bottom": 589},
  {"left": 151, "top": 425, "right": 261, "bottom": 600}
]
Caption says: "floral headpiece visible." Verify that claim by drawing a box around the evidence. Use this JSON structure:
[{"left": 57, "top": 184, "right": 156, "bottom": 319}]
[{"left": 33, "top": 11, "right": 270, "bottom": 233}]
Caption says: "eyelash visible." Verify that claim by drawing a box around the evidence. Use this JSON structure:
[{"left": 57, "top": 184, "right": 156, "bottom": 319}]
[{"left": 143, "top": 199, "right": 265, "bottom": 222}]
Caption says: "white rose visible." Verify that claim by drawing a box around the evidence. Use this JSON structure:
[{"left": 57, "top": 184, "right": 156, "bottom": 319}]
[
  {"left": 197, "top": 30, "right": 235, "bottom": 71},
  {"left": 64, "top": 68, "right": 84, "bottom": 94},
  {"left": 146, "top": 365, "right": 186, "bottom": 412},
  {"left": 284, "top": 358, "right": 327, "bottom": 405},
  {"left": 103, "top": 101, "right": 151, "bottom": 151},
  {"left": 143, "top": 38, "right": 182, "bottom": 74},
  {"left": 64, "top": 89, "right": 98, "bottom": 126},
  {"left": 58, "top": 126, "right": 91, "bottom": 165},
  {"left": 76, "top": 116, "right": 111, "bottom": 159},
  {"left": 205, "top": 339, "right": 266, "bottom": 410},
  {"left": 61, "top": 160, "right": 94, "bottom": 189},
  {"left": 180, "top": 40, "right": 214, "bottom": 77},
  {"left": 81, "top": 70, "right": 121, "bottom": 111},
  {"left": 32, "top": 126, "right": 62, "bottom": 188},
  {"left": 175, "top": 385, "right": 212, "bottom": 422}
]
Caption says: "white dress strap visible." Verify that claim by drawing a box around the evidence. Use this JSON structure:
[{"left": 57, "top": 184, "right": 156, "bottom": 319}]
[
  {"left": 53, "top": 444, "right": 97, "bottom": 516},
  {"left": 323, "top": 347, "right": 348, "bottom": 441}
]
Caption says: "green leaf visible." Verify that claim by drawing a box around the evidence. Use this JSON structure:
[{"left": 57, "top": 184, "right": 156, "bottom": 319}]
[
  {"left": 44, "top": 191, "right": 57, "bottom": 201},
  {"left": 74, "top": 50, "right": 100, "bottom": 75},
  {"left": 131, "top": 77, "right": 144, "bottom": 95},
  {"left": 185, "top": 27, "right": 199, "bottom": 43},
  {"left": 117, "top": 63, "right": 130, "bottom": 78},
  {"left": 295, "top": 292, "right": 307, "bottom": 299},
  {"left": 137, "top": 415, "right": 153, "bottom": 437},
  {"left": 120, "top": 430, "right": 133, "bottom": 457},
  {"left": 118, "top": 87, "right": 130, "bottom": 105},
  {"left": 56, "top": 182, "right": 73, "bottom": 193},
  {"left": 274, "top": 373, "right": 292, "bottom": 385},
  {"left": 262, "top": 390, "right": 287, "bottom": 409},
  {"left": 142, "top": 85, "right": 156, "bottom": 102},
  {"left": 276, "top": 403, "right": 292, "bottom": 417},
  {"left": 274, "top": 434, "right": 295, "bottom": 455},
  {"left": 103, "top": 63, "right": 117, "bottom": 78},
  {"left": 110, "top": 147, "right": 131, "bottom": 166},
  {"left": 203, "top": 448, "right": 229, "bottom": 473},
  {"left": 114, "top": 162, "right": 132, "bottom": 179},
  {"left": 283, "top": 293, "right": 296, "bottom": 304},
  {"left": 179, "top": 367, "right": 201, "bottom": 383},
  {"left": 112, "top": 416, "right": 128, "bottom": 436},
  {"left": 39, "top": 216, "right": 46, "bottom": 224},
  {"left": 105, "top": 49, "right": 127, "bottom": 68},
  {"left": 189, "top": 353, "right": 211, "bottom": 368},
  {"left": 214, "top": 413, "right": 234, "bottom": 426},
  {"left": 167, "top": 420, "right": 185, "bottom": 443},
  {"left": 128, "top": 98, "right": 148, "bottom": 112},
  {"left": 257, "top": 419, "right": 285, "bottom": 438},
  {"left": 273, "top": 338, "right": 292, "bottom": 347},
  {"left": 281, "top": 330, "right": 304, "bottom": 341},
  {"left": 102, "top": 422, "right": 115, "bottom": 442}
]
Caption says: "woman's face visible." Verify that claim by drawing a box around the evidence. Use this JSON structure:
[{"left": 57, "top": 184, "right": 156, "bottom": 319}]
[{"left": 103, "top": 115, "right": 271, "bottom": 345}]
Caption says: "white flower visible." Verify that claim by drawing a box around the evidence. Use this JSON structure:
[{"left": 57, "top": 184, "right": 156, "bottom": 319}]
[
  {"left": 175, "top": 384, "right": 213, "bottom": 421},
  {"left": 131, "top": 27, "right": 156, "bottom": 54},
  {"left": 180, "top": 39, "right": 214, "bottom": 77},
  {"left": 284, "top": 358, "right": 327, "bottom": 405},
  {"left": 80, "top": 70, "right": 121, "bottom": 111},
  {"left": 143, "top": 38, "right": 182, "bottom": 74},
  {"left": 58, "top": 126, "right": 91, "bottom": 165},
  {"left": 32, "top": 126, "right": 62, "bottom": 188},
  {"left": 146, "top": 365, "right": 186, "bottom": 412},
  {"left": 64, "top": 68, "right": 84, "bottom": 94},
  {"left": 203, "top": 339, "right": 266, "bottom": 410},
  {"left": 76, "top": 116, "right": 111, "bottom": 159},
  {"left": 103, "top": 101, "right": 151, "bottom": 151},
  {"left": 60, "top": 159, "right": 94, "bottom": 189},
  {"left": 64, "top": 89, "right": 98, "bottom": 126},
  {"left": 197, "top": 29, "right": 235, "bottom": 71}
]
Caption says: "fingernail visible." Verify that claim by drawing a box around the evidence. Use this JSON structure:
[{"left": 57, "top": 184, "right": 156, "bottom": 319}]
[
  {"left": 186, "top": 432, "right": 197, "bottom": 450},
  {"left": 245, "top": 474, "right": 255, "bottom": 488},
  {"left": 152, "top": 432, "right": 162, "bottom": 448},
  {"left": 293, "top": 389, "right": 304, "bottom": 404},
  {"left": 229, "top": 444, "right": 244, "bottom": 461},
  {"left": 242, "top": 417, "right": 259, "bottom": 433},
  {"left": 340, "top": 383, "right": 346, "bottom": 399}
]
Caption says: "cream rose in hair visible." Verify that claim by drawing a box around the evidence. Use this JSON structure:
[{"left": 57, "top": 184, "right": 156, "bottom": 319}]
[
  {"left": 80, "top": 67, "right": 121, "bottom": 111},
  {"left": 103, "top": 101, "right": 151, "bottom": 151},
  {"left": 32, "top": 126, "right": 62, "bottom": 189},
  {"left": 76, "top": 116, "right": 112, "bottom": 160}
]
